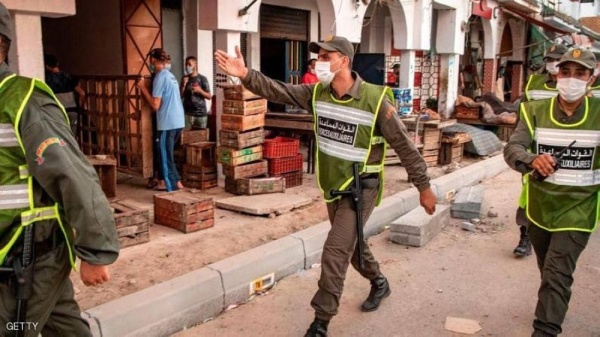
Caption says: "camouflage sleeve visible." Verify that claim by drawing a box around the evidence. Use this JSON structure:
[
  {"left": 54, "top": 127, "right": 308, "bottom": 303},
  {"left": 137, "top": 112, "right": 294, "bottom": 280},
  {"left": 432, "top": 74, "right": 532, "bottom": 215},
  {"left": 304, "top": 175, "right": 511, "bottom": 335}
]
[
  {"left": 377, "top": 97, "right": 431, "bottom": 191},
  {"left": 503, "top": 119, "right": 537, "bottom": 174},
  {"left": 241, "top": 69, "right": 315, "bottom": 111},
  {"left": 19, "top": 89, "right": 120, "bottom": 265}
]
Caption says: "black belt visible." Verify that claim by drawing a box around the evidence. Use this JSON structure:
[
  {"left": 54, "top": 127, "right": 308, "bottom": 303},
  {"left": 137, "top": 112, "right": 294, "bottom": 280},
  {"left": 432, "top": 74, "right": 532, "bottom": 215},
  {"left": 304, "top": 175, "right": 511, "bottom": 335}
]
[{"left": 0, "top": 234, "right": 65, "bottom": 284}]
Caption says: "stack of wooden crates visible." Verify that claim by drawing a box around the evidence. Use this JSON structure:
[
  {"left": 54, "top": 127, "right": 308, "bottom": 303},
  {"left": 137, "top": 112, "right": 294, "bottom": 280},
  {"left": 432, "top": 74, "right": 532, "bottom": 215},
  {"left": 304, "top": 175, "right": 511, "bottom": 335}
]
[
  {"left": 264, "top": 137, "right": 303, "bottom": 188},
  {"left": 179, "top": 129, "right": 218, "bottom": 190},
  {"left": 219, "top": 85, "right": 272, "bottom": 194}
]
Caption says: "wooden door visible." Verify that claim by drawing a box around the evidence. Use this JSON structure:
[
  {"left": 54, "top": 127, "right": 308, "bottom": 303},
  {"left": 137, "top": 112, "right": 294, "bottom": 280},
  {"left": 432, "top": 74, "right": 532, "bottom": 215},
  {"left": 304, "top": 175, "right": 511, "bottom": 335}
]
[{"left": 121, "top": 0, "right": 161, "bottom": 177}]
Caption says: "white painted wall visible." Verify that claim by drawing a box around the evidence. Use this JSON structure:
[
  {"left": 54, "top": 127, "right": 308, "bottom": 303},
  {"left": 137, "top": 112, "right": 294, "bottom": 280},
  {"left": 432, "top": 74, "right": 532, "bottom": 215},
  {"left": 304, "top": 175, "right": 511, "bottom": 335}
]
[
  {"left": 198, "top": 0, "right": 260, "bottom": 33},
  {"left": 2, "top": 0, "right": 75, "bottom": 18},
  {"left": 9, "top": 13, "right": 44, "bottom": 79}
]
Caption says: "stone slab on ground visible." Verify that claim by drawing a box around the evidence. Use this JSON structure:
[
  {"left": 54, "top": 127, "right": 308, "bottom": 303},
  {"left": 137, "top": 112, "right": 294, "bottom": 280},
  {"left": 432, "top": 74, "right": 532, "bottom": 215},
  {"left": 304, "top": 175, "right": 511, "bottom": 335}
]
[
  {"left": 389, "top": 204, "right": 450, "bottom": 247},
  {"left": 215, "top": 193, "right": 313, "bottom": 216},
  {"left": 451, "top": 185, "right": 485, "bottom": 219},
  {"left": 444, "top": 317, "right": 482, "bottom": 334}
]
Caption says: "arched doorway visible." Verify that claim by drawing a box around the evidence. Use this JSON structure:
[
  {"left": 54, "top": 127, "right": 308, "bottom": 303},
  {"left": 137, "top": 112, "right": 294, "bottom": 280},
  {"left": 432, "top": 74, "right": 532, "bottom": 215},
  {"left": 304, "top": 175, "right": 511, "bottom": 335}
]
[
  {"left": 460, "top": 15, "right": 485, "bottom": 99},
  {"left": 497, "top": 23, "right": 514, "bottom": 101}
]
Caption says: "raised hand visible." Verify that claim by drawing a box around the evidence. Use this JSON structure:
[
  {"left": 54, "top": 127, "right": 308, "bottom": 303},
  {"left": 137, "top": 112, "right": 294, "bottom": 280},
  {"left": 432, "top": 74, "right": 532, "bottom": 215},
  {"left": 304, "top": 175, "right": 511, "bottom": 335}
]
[{"left": 214, "top": 46, "right": 248, "bottom": 79}]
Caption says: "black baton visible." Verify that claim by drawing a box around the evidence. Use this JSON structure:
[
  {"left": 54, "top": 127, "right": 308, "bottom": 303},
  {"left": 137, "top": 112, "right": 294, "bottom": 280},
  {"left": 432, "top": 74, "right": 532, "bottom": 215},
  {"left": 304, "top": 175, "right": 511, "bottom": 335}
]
[{"left": 331, "top": 163, "right": 365, "bottom": 270}]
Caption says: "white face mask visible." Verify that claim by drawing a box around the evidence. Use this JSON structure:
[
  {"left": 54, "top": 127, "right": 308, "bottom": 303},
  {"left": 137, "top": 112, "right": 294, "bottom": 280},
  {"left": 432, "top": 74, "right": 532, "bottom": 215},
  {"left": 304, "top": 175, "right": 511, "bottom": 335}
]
[
  {"left": 185, "top": 66, "right": 194, "bottom": 75},
  {"left": 315, "top": 58, "right": 343, "bottom": 85},
  {"left": 546, "top": 61, "right": 559, "bottom": 75},
  {"left": 594, "top": 68, "right": 600, "bottom": 77},
  {"left": 557, "top": 77, "right": 590, "bottom": 102},
  {"left": 165, "top": 63, "right": 172, "bottom": 70}
]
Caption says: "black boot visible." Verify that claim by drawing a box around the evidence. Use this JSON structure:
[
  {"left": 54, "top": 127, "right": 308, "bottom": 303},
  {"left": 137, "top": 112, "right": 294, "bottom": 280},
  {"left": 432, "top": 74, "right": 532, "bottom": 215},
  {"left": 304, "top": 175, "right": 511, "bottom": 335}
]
[
  {"left": 361, "top": 276, "right": 391, "bottom": 312},
  {"left": 304, "top": 318, "right": 329, "bottom": 337},
  {"left": 514, "top": 235, "right": 532, "bottom": 257}
]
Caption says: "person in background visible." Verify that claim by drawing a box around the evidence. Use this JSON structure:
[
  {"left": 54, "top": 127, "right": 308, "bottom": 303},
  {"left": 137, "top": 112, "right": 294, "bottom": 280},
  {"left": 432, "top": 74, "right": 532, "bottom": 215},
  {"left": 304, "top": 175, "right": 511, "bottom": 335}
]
[
  {"left": 504, "top": 47, "right": 600, "bottom": 337},
  {"left": 0, "top": 4, "right": 119, "bottom": 335},
  {"left": 44, "top": 53, "right": 86, "bottom": 135},
  {"left": 181, "top": 56, "right": 211, "bottom": 129},
  {"left": 301, "top": 58, "right": 318, "bottom": 84},
  {"left": 138, "top": 48, "right": 185, "bottom": 192},
  {"left": 386, "top": 63, "right": 400, "bottom": 87}
]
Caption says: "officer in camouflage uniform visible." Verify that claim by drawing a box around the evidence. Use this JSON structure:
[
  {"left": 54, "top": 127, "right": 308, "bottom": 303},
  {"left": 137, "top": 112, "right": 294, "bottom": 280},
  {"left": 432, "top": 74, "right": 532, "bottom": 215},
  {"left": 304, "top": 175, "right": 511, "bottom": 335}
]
[
  {"left": 505, "top": 48, "right": 600, "bottom": 337},
  {"left": 215, "top": 36, "right": 437, "bottom": 337},
  {"left": 0, "top": 3, "right": 120, "bottom": 336}
]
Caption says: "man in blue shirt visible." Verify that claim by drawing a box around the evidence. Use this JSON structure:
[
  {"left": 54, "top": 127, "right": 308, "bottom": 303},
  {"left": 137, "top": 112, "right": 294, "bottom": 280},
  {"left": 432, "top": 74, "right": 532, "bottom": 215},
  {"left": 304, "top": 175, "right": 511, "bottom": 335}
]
[{"left": 138, "top": 48, "right": 185, "bottom": 191}]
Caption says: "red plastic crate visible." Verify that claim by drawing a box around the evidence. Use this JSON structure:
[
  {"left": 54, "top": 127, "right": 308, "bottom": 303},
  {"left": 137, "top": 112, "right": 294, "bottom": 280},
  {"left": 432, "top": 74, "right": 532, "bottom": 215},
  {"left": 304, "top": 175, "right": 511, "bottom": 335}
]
[
  {"left": 263, "top": 137, "right": 300, "bottom": 158},
  {"left": 273, "top": 170, "right": 303, "bottom": 188},
  {"left": 267, "top": 154, "right": 303, "bottom": 175}
]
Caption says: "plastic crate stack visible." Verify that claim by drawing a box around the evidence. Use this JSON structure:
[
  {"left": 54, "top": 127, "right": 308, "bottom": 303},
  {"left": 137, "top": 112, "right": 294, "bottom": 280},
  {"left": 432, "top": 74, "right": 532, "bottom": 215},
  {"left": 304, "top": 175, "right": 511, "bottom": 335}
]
[
  {"left": 264, "top": 137, "right": 303, "bottom": 188},
  {"left": 218, "top": 84, "right": 272, "bottom": 195}
]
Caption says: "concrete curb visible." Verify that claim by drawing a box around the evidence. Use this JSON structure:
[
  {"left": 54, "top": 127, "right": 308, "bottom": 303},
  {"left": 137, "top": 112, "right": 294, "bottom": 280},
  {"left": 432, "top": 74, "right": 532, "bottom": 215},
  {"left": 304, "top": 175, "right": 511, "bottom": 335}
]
[{"left": 84, "top": 155, "right": 509, "bottom": 337}]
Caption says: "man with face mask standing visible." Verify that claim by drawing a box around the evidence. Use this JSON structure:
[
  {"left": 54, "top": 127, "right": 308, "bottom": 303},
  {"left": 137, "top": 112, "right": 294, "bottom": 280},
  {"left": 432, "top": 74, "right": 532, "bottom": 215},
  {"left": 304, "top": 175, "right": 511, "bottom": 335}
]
[
  {"left": 511, "top": 44, "right": 568, "bottom": 259},
  {"left": 504, "top": 48, "right": 600, "bottom": 337},
  {"left": 524, "top": 44, "right": 568, "bottom": 102},
  {"left": 181, "top": 56, "right": 211, "bottom": 129},
  {"left": 215, "top": 36, "right": 436, "bottom": 337}
]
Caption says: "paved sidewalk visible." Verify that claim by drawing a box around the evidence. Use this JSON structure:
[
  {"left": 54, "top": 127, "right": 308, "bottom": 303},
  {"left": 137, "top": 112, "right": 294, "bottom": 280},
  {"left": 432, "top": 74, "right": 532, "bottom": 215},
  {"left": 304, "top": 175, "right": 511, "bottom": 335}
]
[{"left": 175, "top": 170, "right": 600, "bottom": 337}]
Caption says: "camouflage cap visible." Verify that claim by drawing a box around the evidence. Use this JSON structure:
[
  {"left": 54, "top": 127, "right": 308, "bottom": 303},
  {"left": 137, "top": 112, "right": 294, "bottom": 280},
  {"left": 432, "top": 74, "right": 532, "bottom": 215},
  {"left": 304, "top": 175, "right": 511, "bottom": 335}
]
[
  {"left": 543, "top": 44, "right": 568, "bottom": 61},
  {"left": 557, "top": 48, "right": 597, "bottom": 70},
  {"left": 308, "top": 36, "right": 354, "bottom": 61},
  {"left": 0, "top": 2, "right": 12, "bottom": 41}
]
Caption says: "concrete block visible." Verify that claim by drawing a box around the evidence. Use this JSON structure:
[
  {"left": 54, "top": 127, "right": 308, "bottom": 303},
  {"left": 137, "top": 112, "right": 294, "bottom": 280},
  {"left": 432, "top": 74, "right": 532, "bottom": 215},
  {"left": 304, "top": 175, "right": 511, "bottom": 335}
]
[
  {"left": 461, "top": 222, "right": 476, "bottom": 232},
  {"left": 451, "top": 186, "right": 485, "bottom": 219},
  {"left": 430, "top": 170, "right": 465, "bottom": 200},
  {"left": 389, "top": 204, "right": 450, "bottom": 247},
  {"left": 458, "top": 163, "right": 486, "bottom": 187},
  {"left": 483, "top": 155, "right": 509, "bottom": 179},
  {"left": 82, "top": 312, "right": 101, "bottom": 337},
  {"left": 208, "top": 236, "right": 304, "bottom": 308},
  {"left": 364, "top": 195, "right": 406, "bottom": 237},
  {"left": 290, "top": 221, "right": 330, "bottom": 269},
  {"left": 84, "top": 268, "right": 223, "bottom": 337},
  {"left": 397, "top": 187, "right": 422, "bottom": 211}
]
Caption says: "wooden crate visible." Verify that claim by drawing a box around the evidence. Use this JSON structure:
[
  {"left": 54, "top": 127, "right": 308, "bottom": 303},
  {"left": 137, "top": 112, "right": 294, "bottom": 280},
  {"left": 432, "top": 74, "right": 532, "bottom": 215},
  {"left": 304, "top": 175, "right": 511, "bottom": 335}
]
[
  {"left": 217, "top": 145, "right": 263, "bottom": 166},
  {"left": 154, "top": 191, "right": 215, "bottom": 233},
  {"left": 222, "top": 160, "right": 268, "bottom": 180},
  {"left": 222, "top": 84, "right": 261, "bottom": 101},
  {"left": 419, "top": 148, "right": 439, "bottom": 167},
  {"left": 226, "top": 177, "right": 286, "bottom": 196},
  {"left": 496, "top": 124, "right": 516, "bottom": 142},
  {"left": 182, "top": 164, "right": 217, "bottom": 190},
  {"left": 221, "top": 113, "right": 265, "bottom": 132},
  {"left": 185, "top": 142, "right": 216, "bottom": 167},
  {"left": 272, "top": 170, "right": 303, "bottom": 188},
  {"left": 223, "top": 98, "right": 267, "bottom": 116},
  {"left": 438, "top": 143, "right": 464, "bottom": 165},
  {"left": 110, "top": 199, "right": 150, "bottom": 248},
  {"left": 181, "top": 129, "right": 209, "bottom": 145},
  {"left": 220, "top": 128, "right": 265, "bottom": 149},
  {"left": 87, "top": 155, "right": 117, "bottom": 199},
  {"left": 421, "top": 129, "right": 441, "bottom": 151}
]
